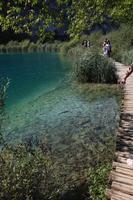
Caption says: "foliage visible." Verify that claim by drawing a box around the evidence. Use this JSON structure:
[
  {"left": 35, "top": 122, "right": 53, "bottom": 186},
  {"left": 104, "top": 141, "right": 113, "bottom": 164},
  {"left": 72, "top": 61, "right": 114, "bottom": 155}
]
[
  {"left": 75, "top": 83, "right": 123, "bottom": 105},
  {"left": 0, "top": 40, "right": 63, "bottom": 53},
  {"left": 88, "top": 163, "right": 112, "bottom": 200},
  {"left": 101, "top": 24, "right": 133, "bottom": 63},
  {"left": 0, "top": 131, "right": 116, "bottom": 200},
  {"left": 0, "top": 0, "right": 68, "bottom": 42},
  {"left": 0, "top": 144, "right": 64, "bottom": 200},
  {"left": 0, "top": 0, "right": 133, "bottom": 40},
  {"left": 74, "top": 51, "right": 118, "bottom": 83},
  {"left": 60, "top": 36, "right": 80, "bottom": 54},
  {"left": 119, "top": 49, "right": 133, "bottom": 65}
]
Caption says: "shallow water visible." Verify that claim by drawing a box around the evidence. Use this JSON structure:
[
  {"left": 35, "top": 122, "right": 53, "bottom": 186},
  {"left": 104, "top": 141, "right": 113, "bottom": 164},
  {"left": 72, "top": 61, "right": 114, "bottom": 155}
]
[{"left": 0, "top": 52, "right": 119, "bottom": 159}]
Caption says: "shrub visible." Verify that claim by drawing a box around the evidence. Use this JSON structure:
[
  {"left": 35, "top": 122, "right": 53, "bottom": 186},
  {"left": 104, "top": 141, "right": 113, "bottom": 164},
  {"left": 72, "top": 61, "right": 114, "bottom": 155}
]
[
  {"left": 74, "top": 51, "right": 118, "bottom": 83},
  {"left": 119, "top": 49, "right": 133, "bottom": 65},
  {"left": 0, "top": 144, "right": 62, "bottom": 200}
]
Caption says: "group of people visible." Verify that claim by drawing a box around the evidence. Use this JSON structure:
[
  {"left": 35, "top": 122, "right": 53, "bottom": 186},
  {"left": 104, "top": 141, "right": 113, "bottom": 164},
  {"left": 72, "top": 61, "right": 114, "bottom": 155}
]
[
  {"left": 102, "top": 38, "right": 112, "bottom": 57},
  {"left": 81, "top": 37, "right": 133, "bottom": 84},
  {"left": 82, "top": 38, "right": 112, "bottom": 57},
  {"left": 82, "top": 40, "right": 90, "bottom": 48}
]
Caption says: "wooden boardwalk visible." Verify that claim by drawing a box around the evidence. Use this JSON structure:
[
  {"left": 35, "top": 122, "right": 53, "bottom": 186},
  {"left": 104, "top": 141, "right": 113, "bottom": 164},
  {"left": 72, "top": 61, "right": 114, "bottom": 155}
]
[{"left": 107, "top": 62, "right": 133, "bottom": 200}]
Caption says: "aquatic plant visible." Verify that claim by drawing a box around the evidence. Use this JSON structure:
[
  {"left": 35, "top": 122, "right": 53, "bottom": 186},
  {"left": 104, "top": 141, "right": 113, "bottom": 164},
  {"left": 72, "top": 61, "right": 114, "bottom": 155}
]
[
  {"left": 88, "top": 163, "right": 112, "bottom": 200},
  {"left": 74, "top": 51, "right": 118, "bottom": 83}
]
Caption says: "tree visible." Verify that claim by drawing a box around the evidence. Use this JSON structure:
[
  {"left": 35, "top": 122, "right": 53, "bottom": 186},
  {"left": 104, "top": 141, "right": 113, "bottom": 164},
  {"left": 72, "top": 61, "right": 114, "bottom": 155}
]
[
  {"left": 0, "top": 0, "right": 68, "bottom": 42},
  {"left": 0, "top": 0, "right": 133, "bottom": 40}
]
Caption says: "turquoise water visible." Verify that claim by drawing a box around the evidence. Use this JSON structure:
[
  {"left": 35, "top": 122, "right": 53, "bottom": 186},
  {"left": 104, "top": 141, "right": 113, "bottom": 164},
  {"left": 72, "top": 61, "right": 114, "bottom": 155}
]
[
  {"left": 0, "top": 52, "right": 120, "bottom": 196},
  {"left": 0, "top": 52, "right": 119, "bottom": 158},
  {"left": 0, "top": 52, "right": 69, "bottom": 107},
  {"left": 0, "top": 51, "right": 120, "bottom": 190}
]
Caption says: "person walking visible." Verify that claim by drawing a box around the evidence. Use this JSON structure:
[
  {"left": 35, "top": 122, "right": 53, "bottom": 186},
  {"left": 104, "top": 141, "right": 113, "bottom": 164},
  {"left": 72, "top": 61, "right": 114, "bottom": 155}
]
[{"left": 103, "top": 39, "right": 112, "bottom": 57}]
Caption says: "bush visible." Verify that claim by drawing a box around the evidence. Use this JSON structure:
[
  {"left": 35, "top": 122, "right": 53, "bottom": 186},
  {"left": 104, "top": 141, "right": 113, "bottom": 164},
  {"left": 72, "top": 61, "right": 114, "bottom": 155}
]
[
  {"left": 74, "top": 51, "right": 118, "bottom": 83},
  {"left": 119, "top": 49, "right": 133, "bottom": 65},
  {"left": 0, "top": 144, "right": 62, "bottom": 200}
]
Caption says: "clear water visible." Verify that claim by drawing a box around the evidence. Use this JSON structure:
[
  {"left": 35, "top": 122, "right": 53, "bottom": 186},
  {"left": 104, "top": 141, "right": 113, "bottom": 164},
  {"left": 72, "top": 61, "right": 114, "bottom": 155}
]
[
  {"left": 0, "top": 52, "right": 120, "bottom": 195},
  {"left": 0, "top": 52, "right": 119, "bottom": 138},
  {"left": 0, "top": 52, "right": 69, "bottom": 107},
  {"left": 0, "top": 52, "right": 119, "bottom": 166}
]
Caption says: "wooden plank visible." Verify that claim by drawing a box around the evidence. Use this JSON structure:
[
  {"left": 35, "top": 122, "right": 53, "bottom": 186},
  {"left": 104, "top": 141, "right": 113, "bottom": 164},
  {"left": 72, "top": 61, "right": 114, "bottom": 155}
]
[
  {"left": 111, "top": 194, "right": 133, "bottom": 200},
  {"left": 116, "top": 146, "right": 133, "bottom": 152},
  {"left": 111, "top": 171, "right": 133, "bottom": 185},
  {"left": 109, "top": 190, "right": 133, "bottom": 200},
  {"left": 117, "top": 135, "right": 133, "bottom": 141},
  {"left": 115, "top": 151, "right": 133, "bottom": 158},
  {"left": 117, "top": 127, "right": 128, "bottom": 132},
  {"left": 117, "top": 139, "right": 133, "bottom": 145},
  {"left": 115, "top": 156, "right": 127, "bottom": 163},
  {"left": 112, "top": 181, "right": 133, "bottom": 195},
  {"left": 113, "top": 161, "right": 133, "bottom": 169},
  {"left": 116, "top": 167, "right": 133, "bottom": 176}
]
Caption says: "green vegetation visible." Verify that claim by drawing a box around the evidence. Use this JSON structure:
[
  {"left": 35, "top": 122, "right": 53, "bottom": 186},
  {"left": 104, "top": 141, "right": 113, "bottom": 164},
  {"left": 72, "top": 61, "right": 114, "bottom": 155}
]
[
  {"left": 1, "top": 23, "right": 133, "bottom": 67},
  {"left": 74, "top": 83, "right": 122, "bottom": 105},
  {"left": 74, "top": 51, "right": 118, "bottom": 83},
  {"left": 0, "top": 133, "right": 115, "bottom": 200},
  {"left": 0, "top": 0, "right": 133, "bottom": 40},
  {"left": 0, "top": 40, "right": 61, "bottom": 53},
  {"left": 88, "top": 164, "right": 112, "bottom": 200},
  {"left": 61, "top": 24, "right": 133, "bottom": 65}
]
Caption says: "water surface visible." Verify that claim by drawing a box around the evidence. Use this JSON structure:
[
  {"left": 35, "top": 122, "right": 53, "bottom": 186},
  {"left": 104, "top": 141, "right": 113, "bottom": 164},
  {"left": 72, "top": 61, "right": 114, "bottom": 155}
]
[
  {"left": 0, "top": 52, "right": 119, "bottom": 164},
  {"left": 0, "top": 52, "right": 69, "bottom": 108}
]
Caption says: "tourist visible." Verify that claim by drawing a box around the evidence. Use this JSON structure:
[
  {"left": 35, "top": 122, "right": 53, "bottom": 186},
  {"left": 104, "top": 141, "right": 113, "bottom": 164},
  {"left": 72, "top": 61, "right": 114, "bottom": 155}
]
[
  {"left": 87, "top": 40, "right": 90, "bottom": 47},
  {"left": 121, "top": 63, "right": 133, "bottom": 84},
  {"left": 103, "top": 39, "right": 112, "bottom": 57},
  {"left": 102, "top": 38, "right": 108, "bottom": 48},
  {"left": 107, "top": 40, "right": 112, "bottom": 57},
  {"left": 82, "top": 40, "right": 87, "bottom": 48},
  {"left": 82, "top": 40, "right": 90, "bottom": 48}
]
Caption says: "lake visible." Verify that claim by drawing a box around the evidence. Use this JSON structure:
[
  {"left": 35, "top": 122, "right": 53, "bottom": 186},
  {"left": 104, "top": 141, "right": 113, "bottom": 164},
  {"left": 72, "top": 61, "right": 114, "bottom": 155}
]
[
  {"left": 0, "top": 52, "right": 69, "bottom": 108},
  {"left": 0, "top": 52, "right": 119, "bottom": 167}
]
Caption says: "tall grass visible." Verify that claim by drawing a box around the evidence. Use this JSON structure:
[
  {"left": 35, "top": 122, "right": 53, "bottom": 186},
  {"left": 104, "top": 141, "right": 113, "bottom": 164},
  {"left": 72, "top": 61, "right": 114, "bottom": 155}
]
[{"left": 74, "top": 51, "right": 118, "bottom": 83}]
